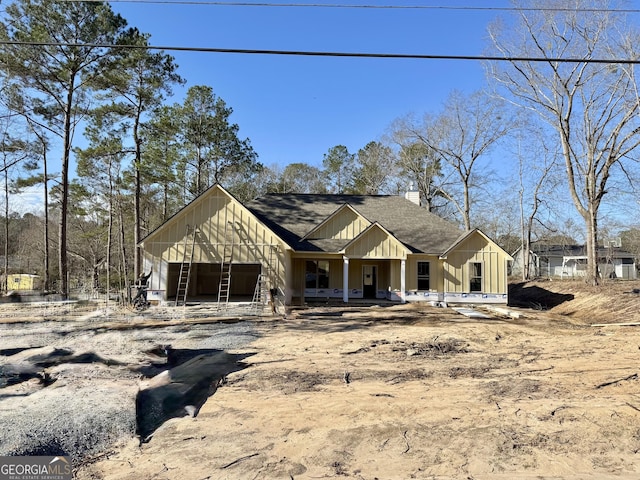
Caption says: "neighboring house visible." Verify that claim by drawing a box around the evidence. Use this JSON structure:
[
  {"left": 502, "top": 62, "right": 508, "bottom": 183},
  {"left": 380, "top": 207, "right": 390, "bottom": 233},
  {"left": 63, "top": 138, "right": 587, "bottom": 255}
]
[
  {"left": 139, "top": 184, "right": 513, "bottom": 306},
  {"left": 4, "top": 273, "right": 42, "bottom": 291},
  {"left": 511, "top": 244, "right": 637, "bottom": 280}
]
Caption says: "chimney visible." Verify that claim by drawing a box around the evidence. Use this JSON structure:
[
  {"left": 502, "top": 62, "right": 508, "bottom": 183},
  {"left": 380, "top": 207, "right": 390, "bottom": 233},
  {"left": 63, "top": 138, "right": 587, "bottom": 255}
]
[{"left": 404, "top": 182, "right": 420, "bottom": 206}]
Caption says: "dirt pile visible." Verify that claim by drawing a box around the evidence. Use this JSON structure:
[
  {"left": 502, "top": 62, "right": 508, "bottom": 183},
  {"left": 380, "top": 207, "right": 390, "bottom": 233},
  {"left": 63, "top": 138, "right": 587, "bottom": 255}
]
[{"left": 509, "top": 278, "right": 640, "bottom": 323}]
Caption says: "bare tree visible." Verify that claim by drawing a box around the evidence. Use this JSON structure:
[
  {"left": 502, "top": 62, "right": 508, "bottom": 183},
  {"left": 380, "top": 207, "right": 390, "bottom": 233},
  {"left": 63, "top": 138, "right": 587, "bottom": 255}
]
[
  {"left": 410, "top": 90, "right": 508, "bottom": 230},
  {"left": 266, "top": 163, "right": 327, "bottom": 194},
  {"left": 387, "top": 115, "right": 448, "bottom": 213},
  {"left": 487, "top": 1, "right": 640, "bottom": 285},
  {"left": 515, "top": 123, "right": 562, "bottom": 280}
]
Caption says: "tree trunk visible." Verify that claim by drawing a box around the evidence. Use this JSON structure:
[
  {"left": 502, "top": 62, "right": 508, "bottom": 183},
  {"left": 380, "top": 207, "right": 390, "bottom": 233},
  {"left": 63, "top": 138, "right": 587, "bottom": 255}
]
[
  {"left": 133, "top": 113, "right": 142, "bottom": 280},
  {"left": 585, "top": 210, "right": 599, "bottom": 286},
  {"left": 107, "top": 155, "right": 114, "bottom": 303},
  {"left": 118, "top": 194, "right": 129, "bottom": 301},
  {"left": 518, "top": 160, "right": 528, "bottom": 281},
  {"left": 196, "top": 146, "right": 204, "bottom": 194},
  {"left": 42, "top": 145, "right": 50, "bottom": 292},
  {"left": 3, "top": 160, "right": 8, "bottom": 291},
  {"left": 59, "top": 86, "right": 75, "bottom": 299},
  {"left": 163, "top": 183, "right": 169, "bottom": 221},
  {"left": 463, "top": 181, "right": 472, "bottom": 231}
]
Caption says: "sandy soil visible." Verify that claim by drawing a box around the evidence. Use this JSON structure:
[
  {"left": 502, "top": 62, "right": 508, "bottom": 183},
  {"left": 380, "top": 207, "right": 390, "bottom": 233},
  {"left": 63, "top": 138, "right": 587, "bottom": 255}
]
[{"left": 69, "top": 280, "right": 640, "bottom": 480}]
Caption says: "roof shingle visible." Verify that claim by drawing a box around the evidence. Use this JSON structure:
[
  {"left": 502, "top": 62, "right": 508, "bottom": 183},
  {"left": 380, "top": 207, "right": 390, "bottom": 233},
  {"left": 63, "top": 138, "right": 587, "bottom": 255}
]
[{"left": 245, "top": 193, "right": 463, "bottom": 254}]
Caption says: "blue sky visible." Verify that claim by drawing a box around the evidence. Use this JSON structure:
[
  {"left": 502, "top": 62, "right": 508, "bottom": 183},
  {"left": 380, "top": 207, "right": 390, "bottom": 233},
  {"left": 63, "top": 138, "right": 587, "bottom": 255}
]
[{"left": 109, "top": 1, "right": 510, "bottom": 169}]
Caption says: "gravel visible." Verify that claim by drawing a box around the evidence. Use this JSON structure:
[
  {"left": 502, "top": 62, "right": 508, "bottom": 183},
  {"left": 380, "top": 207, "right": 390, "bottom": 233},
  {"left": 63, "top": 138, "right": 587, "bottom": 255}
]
[{"left": 0, "top": 304, "right": 259, "bottom": 465}]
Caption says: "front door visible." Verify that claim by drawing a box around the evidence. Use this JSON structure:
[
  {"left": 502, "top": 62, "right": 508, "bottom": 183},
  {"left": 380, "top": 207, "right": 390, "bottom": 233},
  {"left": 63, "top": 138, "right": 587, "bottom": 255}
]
[{"left": 362, "top": 265, "right": 377, "bottom": 299}]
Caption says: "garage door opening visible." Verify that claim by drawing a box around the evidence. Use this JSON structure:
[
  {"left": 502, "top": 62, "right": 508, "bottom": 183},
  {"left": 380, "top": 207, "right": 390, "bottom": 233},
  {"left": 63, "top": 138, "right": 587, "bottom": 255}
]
[{"left": 167, "top": 263, "right": 261, "bottom": 302}]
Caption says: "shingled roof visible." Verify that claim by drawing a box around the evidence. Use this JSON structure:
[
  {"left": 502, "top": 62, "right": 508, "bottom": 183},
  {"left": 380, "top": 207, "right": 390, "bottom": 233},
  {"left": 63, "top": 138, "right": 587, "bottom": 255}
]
[{"left": 245, "top": 193, "right": 463, "bottom": 254}]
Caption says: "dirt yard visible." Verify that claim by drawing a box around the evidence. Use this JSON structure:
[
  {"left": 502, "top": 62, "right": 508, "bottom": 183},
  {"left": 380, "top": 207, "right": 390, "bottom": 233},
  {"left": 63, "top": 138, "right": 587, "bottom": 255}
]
[{"left": 3, "top": 280, "right": 640, "bottom": 479}]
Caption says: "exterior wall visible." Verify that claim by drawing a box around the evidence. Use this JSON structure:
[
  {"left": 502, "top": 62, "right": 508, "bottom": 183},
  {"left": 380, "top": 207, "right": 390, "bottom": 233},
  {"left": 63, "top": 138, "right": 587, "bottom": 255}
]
[
  {"left": 343, "top": 226, "right": 407, "bottom": 259},
  {"left": 141, "top": 187, "right": 288, "bottom": 301},
  {"left": 398, "top": 255, "right": 444, "bottom": 302},
  {"left": 404, "top": 255, "right": 443, "bottom": 291},
  {"left": 441, "top": 232, "right": 509, "bottom": 303},
  {"left": 510, "top": 250, "right": 536, "bottom": 277},
  {"left": 348, "top": 259, "right": 390, "bottom": 298},
  {"left": 6, "top": 274, "right": 42, "bottom": 291},
  {"left": 144, "top": 193, "right": 283, "bottom": 264},
  {"left": 142, "top": 256, "right": 167, "bottom": 301},
  {"left": 307, "top": 207, "right": 370, "bottom": 240}
]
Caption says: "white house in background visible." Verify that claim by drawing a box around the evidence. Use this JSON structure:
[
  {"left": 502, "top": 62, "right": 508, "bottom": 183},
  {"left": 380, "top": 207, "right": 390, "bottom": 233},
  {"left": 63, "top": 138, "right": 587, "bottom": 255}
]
[{"left": 511, "top": 243, "right": 637, "bottom": 280}]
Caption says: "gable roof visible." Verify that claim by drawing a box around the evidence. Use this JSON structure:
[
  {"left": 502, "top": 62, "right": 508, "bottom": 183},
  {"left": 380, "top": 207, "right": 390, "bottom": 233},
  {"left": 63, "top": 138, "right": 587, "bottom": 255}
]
[
  {"left": 340, "top": 222, "right": 410, "bottom": 258},
  {"left": 139, "top": 183, "right": 290, "bottom": 248},
  {"left": 440, "top": 228, "right": 514, "bottom": 260},
  {"left": 245, "top": 193, "right": 463, "bottom": 254},
  {"left": 301, "top": 203, "right": 370, "bottom": 241}
]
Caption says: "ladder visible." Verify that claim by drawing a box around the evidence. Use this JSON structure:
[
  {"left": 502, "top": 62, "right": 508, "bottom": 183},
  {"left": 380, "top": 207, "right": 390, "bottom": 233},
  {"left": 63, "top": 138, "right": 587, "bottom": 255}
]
[
  {"left": 250, "top": 246, "right": 277, "bottom": 315},
  {"left": 250, "top": 274, "right": 269, "bottom": 315},
  {"left": 175, "top": 225, "right": 197, "bottom": 307},
  {"left": 217, "top": 221, "right": 236, "bottom": 311}
]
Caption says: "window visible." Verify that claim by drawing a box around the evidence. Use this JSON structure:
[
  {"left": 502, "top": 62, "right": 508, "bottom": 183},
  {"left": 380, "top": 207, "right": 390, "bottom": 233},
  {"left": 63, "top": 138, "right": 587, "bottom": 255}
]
[
  {"left": 417, "top": 261, "right": 430, "bottom": 290},
  {"left": 470, "top": 262, "right": 482, "bottom": 292},
  {"left": 305, "top": 260, "right": 330, "bottom": 289}
]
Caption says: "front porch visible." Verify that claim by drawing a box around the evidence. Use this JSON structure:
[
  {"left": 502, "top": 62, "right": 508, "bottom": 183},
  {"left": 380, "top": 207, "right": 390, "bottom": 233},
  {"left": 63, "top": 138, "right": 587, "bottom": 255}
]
[{"left": 293, "top": 256, "right": 408, "bottom": 304}]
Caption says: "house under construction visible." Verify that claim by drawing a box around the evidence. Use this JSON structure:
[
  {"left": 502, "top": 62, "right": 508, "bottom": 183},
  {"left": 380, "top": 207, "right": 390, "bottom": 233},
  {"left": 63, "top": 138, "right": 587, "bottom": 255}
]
[{"left": 139, "top": 184, "right": 513, "bottom": 309}]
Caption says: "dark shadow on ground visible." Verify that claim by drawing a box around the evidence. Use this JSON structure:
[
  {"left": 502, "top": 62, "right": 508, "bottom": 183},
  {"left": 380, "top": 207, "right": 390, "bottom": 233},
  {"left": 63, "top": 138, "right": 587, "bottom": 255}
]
[
  {"left": 135, "top": 349, "right": 254, "bottom": 442},
  {"left": 0, "top": 346, "right": 44, "bottom": 357},
  {"left": 508, "top": 282, "right": 575, "bottom": 310},
  {"left": 0, "top": 347, "right": 123, "bottom": 388}
]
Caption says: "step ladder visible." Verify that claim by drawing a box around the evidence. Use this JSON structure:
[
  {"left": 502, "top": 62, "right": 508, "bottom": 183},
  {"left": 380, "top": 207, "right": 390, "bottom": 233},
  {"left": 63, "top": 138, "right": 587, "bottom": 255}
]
[
  {"left": 250, "top": 246, "right": 277, "bottom": 315},
  {"left": 175, "top": 225, "right": 197, "bottom": 307},
  {"left": 217, "top": 221, "right": 236, "bottom": 311},
  {"left": 250, "top": 274, "right": 269, "bottom": 315}
]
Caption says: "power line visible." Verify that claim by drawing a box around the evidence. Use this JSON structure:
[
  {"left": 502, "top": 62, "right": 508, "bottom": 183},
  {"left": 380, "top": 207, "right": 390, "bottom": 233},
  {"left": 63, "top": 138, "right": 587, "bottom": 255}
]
[
  {"left": 2, "top": 40, "right": 639, "bottom": 64},
  {"left": 61, "top": 1, "right": 640, "bottom": 13}
]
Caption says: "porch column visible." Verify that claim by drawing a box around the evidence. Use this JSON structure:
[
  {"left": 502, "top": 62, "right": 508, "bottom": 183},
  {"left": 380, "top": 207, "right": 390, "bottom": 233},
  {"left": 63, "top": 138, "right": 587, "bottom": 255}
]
[
  {"left": 400, "top": 259, "right": 406, "bottom": 303},
  {"left": 343, "top": 256, "right": 349, "bottom": 303}
]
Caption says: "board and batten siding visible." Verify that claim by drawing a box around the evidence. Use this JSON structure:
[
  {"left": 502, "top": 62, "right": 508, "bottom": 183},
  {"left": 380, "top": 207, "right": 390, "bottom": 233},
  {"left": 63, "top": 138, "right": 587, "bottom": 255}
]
[
  {"left": 141, "top": 186, "right": 287, "bottom": 298},
  {"left": 306, "top": 206, "right": 371, "bottom": 240},
  {"left": 404, "top": 255, "right": 443, "bottom": 292},
  {"left": 144, "top": 191, "right": 283, "bottom": 265},
  {"left": 343, "top": 226, "right": 407, "bottom": 259},
  {"left": 442, "top": 232, "right": 509, "bottom": 294}
]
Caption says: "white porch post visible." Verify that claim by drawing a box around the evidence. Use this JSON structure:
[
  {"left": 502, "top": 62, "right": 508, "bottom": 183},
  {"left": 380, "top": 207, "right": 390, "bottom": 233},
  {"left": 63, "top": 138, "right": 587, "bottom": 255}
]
[
  {"left": 343, "top": 256, "right": 349, "bottom": 303},
  {"left": 400, "top": 259, "right": 406, "bottom": 303}
]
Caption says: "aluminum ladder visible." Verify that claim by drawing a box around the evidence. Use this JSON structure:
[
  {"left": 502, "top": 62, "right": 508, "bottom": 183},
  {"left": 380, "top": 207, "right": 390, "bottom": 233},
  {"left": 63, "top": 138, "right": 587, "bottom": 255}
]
[
  {"left": 250, "top": 246, "right": 277, "bottom": 315},
  {"left": 217, "top": 221, "right": 236, "bottom": 311},
  {"left": 250, "top": 274, "right": 269, "bottom": 315},
  {"left": 175, "top": 225, "right": 197, "bottom": 307}
]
